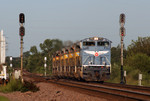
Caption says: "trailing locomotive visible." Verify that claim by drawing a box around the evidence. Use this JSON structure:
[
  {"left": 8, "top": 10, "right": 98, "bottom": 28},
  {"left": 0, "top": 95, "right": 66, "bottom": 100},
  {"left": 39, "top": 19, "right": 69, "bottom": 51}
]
[{"left": 52, "top": 37, "right": 111, "bottom": 82}]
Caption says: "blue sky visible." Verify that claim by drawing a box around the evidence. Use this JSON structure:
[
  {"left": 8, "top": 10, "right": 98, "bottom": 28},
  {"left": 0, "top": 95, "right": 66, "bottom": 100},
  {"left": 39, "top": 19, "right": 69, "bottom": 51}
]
[{"left": 0, "top": 0, "right": 150, "bottom": 57}]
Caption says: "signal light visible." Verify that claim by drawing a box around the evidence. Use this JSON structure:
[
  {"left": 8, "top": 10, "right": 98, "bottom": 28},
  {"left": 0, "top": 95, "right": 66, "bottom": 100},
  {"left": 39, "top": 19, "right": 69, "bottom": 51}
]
[
  {"left": 120, "top": 27, "right": 125, "bottom": 37},
  {"left": 19, "top": 26, "right": 25, "bottom": 36},
  {"left": 19, "top": 13, "right": 25, "bottom": 23},
  {"left": 120, "top": 13, "right": 125, "bottom": 25}
]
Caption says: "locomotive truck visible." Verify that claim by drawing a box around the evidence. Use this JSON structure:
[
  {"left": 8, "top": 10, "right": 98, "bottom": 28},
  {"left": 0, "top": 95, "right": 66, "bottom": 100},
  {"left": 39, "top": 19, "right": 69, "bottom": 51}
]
[{"left": 52, "top": 37, "right": 111, "bottom": 82}]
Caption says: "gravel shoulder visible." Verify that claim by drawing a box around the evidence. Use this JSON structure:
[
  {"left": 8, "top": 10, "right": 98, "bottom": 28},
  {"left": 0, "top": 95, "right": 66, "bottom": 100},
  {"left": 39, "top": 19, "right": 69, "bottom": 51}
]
[{"left": 0, "top": 82, "right": 107, "bottom": 101}]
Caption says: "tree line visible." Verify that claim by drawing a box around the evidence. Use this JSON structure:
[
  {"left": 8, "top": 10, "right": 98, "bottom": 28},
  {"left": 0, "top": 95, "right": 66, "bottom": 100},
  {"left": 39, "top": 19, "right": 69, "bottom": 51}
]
[{"left": 6, "top": 39, "right": 73, "bottom": 75}]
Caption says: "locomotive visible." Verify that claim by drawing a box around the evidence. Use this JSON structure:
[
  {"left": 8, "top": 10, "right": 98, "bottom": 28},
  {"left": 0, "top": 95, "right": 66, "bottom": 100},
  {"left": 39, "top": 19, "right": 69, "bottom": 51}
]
[{"left": 52, "top": 37, "right": 111, "bottom": 82}]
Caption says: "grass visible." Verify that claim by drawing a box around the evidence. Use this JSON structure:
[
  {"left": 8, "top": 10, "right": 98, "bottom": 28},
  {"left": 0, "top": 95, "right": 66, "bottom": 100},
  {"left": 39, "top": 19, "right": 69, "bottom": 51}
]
[
  {"left": 0, "top": 78, "right": 22, "bottom": 93},
  {"left": 0, "top": 77, "right": 39, "bottom": 93},
  {"left": 107, "top": 63, "right": 150, "bottom": 86},
  {"left": 107, "top": 68, "right": 150, "bottom": 87},
  {"left": 0, "top": 96, "right": 9, "bottom": 101}
]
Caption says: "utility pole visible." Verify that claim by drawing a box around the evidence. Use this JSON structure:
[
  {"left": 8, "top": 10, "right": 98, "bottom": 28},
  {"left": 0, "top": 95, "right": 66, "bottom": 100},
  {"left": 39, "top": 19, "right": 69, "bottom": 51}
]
[
  {"left": 119, "top": 13, "right": 126, "bottom": 84},
  {"left": 19, "top": 13, "right": 25, "bottom": 83}
]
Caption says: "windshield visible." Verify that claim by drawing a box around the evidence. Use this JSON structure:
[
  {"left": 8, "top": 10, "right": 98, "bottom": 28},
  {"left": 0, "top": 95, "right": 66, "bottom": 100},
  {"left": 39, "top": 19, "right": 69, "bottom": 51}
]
[
  {"left": 83, "top": 41, "right": 95, "bottom": 46},
  {"left": 97, "top": 41, "right": 109, "bottom": 46}
]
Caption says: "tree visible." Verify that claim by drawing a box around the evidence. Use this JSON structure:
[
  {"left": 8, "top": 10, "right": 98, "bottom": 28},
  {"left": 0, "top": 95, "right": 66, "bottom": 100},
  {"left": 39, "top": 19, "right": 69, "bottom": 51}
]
[
  {"left": 111, "top": 45, "right": 127, "bottom": 65},
  {"left": 30, "top": 46, "right": 38, "bottom": 55},
  {"left": 26, "top": 45, "right": 42, "bottom": 72},
  {"left": 111, "top": 45, "right": 121, "bottom": 65},
  {"left": 126, "top": 36, "right": 150, "bottom": 73},
  {"left": 39, "top": 39, "right": 63, "bottom": 73},
  {"left": 128, "top": 37, "right": 150, "bottom": 56},
  {"left": 25, "top": 39, "right": 63, "bottom": 73},
  {"left": 40, "top": 39, "right": 63, "bottom": 54},
  {"left": 125, "top": 53, "right": 150, "bottom": 73},
  {"left": 5, "top": 56, "right": 20, "bottom": 69},
  {"left": 23, "top": 51, "right": 30, "bottom": 68},
  {"left": 26, "top": 52, "right": 43, "bottom": 72}
]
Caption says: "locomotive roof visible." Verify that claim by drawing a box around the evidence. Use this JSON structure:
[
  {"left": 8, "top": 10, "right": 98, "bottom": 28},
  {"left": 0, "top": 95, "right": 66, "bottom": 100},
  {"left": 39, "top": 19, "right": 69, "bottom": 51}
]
[{"left": 80, "top": 37, "right": 112, "bottom": 42}]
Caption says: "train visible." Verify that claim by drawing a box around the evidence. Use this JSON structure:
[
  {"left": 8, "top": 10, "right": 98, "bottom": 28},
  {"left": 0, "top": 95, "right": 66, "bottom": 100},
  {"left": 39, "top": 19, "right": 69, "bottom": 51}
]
[{"left": 52, "top": 37, "right": 111, "bottom": 82}]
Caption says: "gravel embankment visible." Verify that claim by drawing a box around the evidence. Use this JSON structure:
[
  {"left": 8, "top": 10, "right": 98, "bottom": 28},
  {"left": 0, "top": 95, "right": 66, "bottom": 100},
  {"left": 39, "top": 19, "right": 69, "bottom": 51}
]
[{"left": 0, "top": 82, "right": 107, "bottom": 101}]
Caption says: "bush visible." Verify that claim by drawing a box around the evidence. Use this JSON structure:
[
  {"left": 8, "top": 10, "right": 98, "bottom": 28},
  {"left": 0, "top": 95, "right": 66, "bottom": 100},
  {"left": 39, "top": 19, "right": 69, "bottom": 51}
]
[
  {"left": 126, "top": 53, "right": 150, "bottom": 73},
  {"left": 21, "top": 80, "right": 39, "bottom": 92},
  {"left": 0, "top": 77, "right": 39, "bottom": 93},
  {"left": 125, "top": 69, "right": 139, "bottom": 85},
  {"left": 107, "top": 63, "right": 120, "bottom": 83},
  {"left": 0, "top": 78, "right": 22, "bottom": 93},
  {"left": 142, "top": 73, "right": 150, "bottom": 86}
]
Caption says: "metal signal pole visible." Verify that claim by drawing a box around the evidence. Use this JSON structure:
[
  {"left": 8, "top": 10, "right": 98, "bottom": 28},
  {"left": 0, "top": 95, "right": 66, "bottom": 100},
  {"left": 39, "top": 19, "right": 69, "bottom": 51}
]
[
  {"left": 119, "top": 13, "right": 126, "bottom": 84},
  {"left": 19, "top": 13, "right": 25, "bottom": 83},
  {"left": 20, "top": 36, "right": 24, "bottom": 83},
  {"left": 120, "top": 35, "right": 124, "bottom": 84}
]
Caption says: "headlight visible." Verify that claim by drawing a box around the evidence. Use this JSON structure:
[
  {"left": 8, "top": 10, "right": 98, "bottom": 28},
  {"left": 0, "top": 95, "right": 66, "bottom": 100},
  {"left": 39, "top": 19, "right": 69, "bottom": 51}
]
[{"left": 103, "top": 62, "right": 106, "bottom": 65}]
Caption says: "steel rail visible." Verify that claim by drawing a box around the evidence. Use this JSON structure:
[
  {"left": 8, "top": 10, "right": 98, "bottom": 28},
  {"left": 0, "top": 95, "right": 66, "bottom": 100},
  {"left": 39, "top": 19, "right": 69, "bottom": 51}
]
[
  {"left": 103, "top": 82, "right": 150, "bottom": 91},
  {"left": 66, "top": 80, "right": 150, "bottom": 95},
  {"left": 48, "top": 80, "right": 150, "bottom": 101},
  {"left": 23, "top": 72, "right": 150, "bottom": 100}
]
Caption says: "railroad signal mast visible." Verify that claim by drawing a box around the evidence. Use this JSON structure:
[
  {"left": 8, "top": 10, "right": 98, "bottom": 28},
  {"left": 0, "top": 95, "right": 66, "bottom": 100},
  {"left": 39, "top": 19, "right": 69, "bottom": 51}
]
[
  {"left": 119, "top": 13, "right": 126, "bottom": 84},
  {"left": 19, "top": 13, "right": 25, "bottom": 83}
]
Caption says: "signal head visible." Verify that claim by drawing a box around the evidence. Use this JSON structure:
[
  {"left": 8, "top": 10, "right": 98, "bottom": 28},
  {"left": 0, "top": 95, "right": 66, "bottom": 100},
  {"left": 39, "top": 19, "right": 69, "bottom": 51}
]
[
  {"left": 120, "top": 27, "right": 125, "bottom": 37},
  {"left": 120, "top": 13, "right": 125, "bottom": 26},
  {"left": 19, "top": 13, "right": 25, "bottom": 23},
  {"left": 19, "top": 26, "right": 25, "bottom": 36}
]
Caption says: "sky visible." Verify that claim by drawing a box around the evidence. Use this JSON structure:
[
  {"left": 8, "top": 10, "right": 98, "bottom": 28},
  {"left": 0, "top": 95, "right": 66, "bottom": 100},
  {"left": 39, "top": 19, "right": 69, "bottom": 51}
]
[{"left": 0, "top": 0, "right": 150, "bottom": 57}]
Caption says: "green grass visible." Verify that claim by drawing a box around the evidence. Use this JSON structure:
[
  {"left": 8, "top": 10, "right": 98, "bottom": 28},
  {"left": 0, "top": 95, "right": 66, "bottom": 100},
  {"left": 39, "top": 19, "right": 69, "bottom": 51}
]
[
  {"left": 0, "top": 77, "right": 39, "bottom": 93},
  {"left": 107, "top": 68, "right": 150, "bottom": 87},
  {"left": 0, "top": 96, "right": 9, "bottom": 101},
  {"left": 0, "top": 78, "right": 22, "bottom": 93}
]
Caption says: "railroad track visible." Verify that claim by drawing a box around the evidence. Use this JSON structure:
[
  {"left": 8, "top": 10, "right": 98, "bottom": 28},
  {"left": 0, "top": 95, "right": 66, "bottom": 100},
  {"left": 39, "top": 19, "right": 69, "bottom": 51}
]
[
  {"left": 103, "top": 82, "right": 150, "bottom": 93},
  {"left": 23, "top": 72, "right": 150, "bottom": 101},
  {"left": 56, "top": 79, "right": 150, "bottom": 94},
  {"left": 47, "top": 79, "right": 150, "bottom": 101}
]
